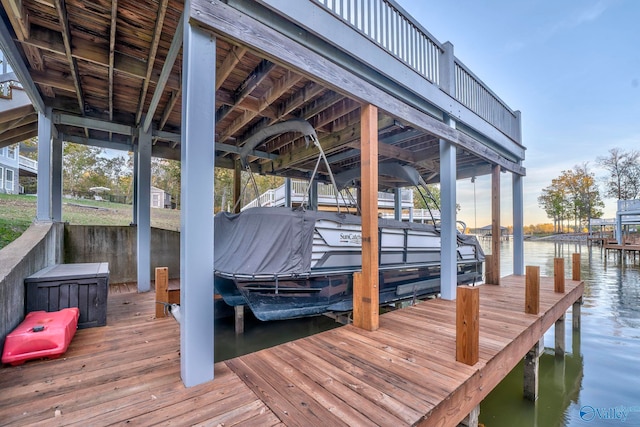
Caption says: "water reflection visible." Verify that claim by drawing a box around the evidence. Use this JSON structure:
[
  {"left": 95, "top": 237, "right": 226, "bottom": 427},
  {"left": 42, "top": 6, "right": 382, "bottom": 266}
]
[{"left": 479, "top": 240, "right": 640, "bottom": 426}]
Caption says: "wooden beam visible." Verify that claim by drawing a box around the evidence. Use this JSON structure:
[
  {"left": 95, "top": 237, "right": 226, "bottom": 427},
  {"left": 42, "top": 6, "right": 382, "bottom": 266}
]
[
  {"left": 30, "top": 69, "right": 76, "bottom": 92},
  {"left": 0, "top": 113, "right": 37, "bottom": 134},
  {"left": 54, "top": 0, "right": 85, "bottom": 115},
  {"left": 216, "top": 45, "right": 247, "bottom": 90},
  {"left": 554, "top": 258, "right": 565, "bottom": 293},
  {"left": 491, "top": 165, "right": 501, "bottom": 285},
  {"left": 22, "top": 26, "right": 181, "bottom": 90},
  {"left": 274, "top": 116, "right": 394, "bottom": 170},
  {"left": 299, "top": 91, "right": 342, "bottom": 120},
  {"left": 456, "top": 286, "right": 479, "bottom": 366},
  {"left": 108, "top": 0, "right": 117, "bottom": 122},
  {"left": 142, "top": 12, "right": 184, "bottom": 133},
  {"left": 0, "top": 104, "right": 35, "bottom": 123},
  {"left": 159, "top": 88, "right": 181, "bottom": 131},
  {"left": 525, "top": 265, "right": 540, "bottom": 315},
  {"left": 0, "top": 121, "right": 37, "bottom": 140},
  {"left": 135, "top": 0, "right": 169, "bottom": 124},
  {"left": 1, "top": 0, "right": 29, "bottom": 41},
  {"left": 353, "top": 103, "right": 378, "bottom": 331},
  {"left": 215, "top": 59, "right": 276, "bottom": 124},
  {"left": 219, "top": 70, "right": 302, "bottom": 142},
  {"left": 279, "top": 81, "right": 324, "bottom": 120}
]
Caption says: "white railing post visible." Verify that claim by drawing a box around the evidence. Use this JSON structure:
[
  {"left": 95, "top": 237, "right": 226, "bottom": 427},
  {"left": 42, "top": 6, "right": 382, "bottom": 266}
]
[{"left": 439, "top": 41, "right": 455, "bottom": 97}]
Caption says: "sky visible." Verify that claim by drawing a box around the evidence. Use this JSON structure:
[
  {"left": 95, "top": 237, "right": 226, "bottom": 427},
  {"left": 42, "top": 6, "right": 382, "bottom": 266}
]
[{"left": 397, "top": 0, "right": 640, "bottom": 228}]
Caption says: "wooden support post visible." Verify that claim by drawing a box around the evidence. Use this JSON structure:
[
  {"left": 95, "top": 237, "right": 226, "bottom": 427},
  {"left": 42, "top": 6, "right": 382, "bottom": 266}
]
[
  {"left": 555, "top": 314, "right": 566, "bottom": 358},
  {"left": 572, "top": 253, "right": 581, "bottom": 281},
  {"left": 155, "top": 267, "right": 169, "bottom": 318},
  {"left": 524, "top": 340, "right": 542, "bottom": 401},
  {"left": 573, "top": 297, "right": 582, "bottom": 330},
  {"left": 234, "top": 305, "right": 245, "bottom": 335},
  {"left": 484, "top": 254, "right": 494, "bottom": 284},
  {"left": 353, "top": 104, "right": 379, "bottom": 331},
  {"left": 456, "top": 286, "right": 479, "bottom": 366},
  {"left": 525, "top": 266, "right": 540, "bottom": 315},
  {"left": 491, "top": 165, "right": 501, "bottom": 285},
  {"left": 573, "top": 302, "right": 582, "bottom": 355},
  {"left": 457, "top": 405, "right": 480, "bottom": 427},
  {"left": 554, "top": 258, "right": 565, "bottom": 293}
]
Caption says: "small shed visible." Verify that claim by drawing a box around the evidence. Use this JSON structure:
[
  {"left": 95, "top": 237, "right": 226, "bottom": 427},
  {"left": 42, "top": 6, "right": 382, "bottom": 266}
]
[{"left": 150, "top": 186, "right": 171, "bottom": 209}]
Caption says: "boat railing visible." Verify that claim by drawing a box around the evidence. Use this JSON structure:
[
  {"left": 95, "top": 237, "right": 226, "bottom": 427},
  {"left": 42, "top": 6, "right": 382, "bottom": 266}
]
[
  {"left": 242, "top": 179, "right": 414, "bottom": 211},
  {"left": 312, "top": 0, "right": 520, "bottom": 142},
  {"left": 380, "top": 208, "right": 440, "bottom": 223}
]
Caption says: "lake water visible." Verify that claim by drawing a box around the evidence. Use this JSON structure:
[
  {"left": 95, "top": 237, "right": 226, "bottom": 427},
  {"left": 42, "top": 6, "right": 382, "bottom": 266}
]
[
  {"left": 480, "top": 240, "right": 640, "bottom": 427},
  {"left": 213, "top": 240, "right": 640, "bottom": 426}
]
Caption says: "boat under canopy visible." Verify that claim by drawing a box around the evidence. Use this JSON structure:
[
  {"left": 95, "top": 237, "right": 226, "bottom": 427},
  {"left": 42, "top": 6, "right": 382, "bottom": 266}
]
[{"left": 214, "top": 207, "right": 484, "bottom": 321}]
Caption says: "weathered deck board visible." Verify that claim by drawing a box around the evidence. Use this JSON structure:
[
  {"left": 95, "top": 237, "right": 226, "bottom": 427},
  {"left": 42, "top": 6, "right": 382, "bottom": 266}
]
[{"left": 0, "top": 275, "right": 582, "bottom": 426}]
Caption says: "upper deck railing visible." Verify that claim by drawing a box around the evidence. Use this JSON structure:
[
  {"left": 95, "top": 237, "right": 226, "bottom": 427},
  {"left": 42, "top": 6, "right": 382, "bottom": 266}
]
[
  {"left": 312, "top": 0, "right": 520, "bottom": 142},
  {"left": 18, "top": 155, "right": 37, "bottom": 175},
  {"left": 618, "top": 199, "right": 640, "bottom": 214}
]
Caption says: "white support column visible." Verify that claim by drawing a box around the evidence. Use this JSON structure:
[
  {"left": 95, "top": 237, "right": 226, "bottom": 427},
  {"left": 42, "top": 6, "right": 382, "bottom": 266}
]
[
  {"left": 36, "top": 107, "right": 53, "bottom": 222},
  {"left": 136, "top": 123, "right": 152, "bottom": 293},
  {"left": 51, "top": 137, "right": 63, "bottom": 222},
  {"left": 394, "top": 188, "right": 402, "bottom": 221},
  {"left": 513, "top": 173, "right": 524, "bottom": 275},
  {"left": 439, "top": 118, "right": 457, "bottom": 300},
  {"left": 180, "top": 14, "right": 216, "bottom": 386},
  {"left": 132, "top": 146, "right": 138, "bottom": 225}
]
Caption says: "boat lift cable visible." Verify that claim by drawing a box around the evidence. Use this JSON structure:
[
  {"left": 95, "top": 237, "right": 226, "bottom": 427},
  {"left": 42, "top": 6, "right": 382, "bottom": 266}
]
[
  {"left": 301, "top": 133, "right": 341, "bottom": 213},
  {"left": 237, "top": 118, "right": 341, "bottom": 212},
  {"left": 232, "top": 169, "right": 260, "bottom": 211},
  {"left": 416, "top": 176, "right": 439, "bottom": 225}
]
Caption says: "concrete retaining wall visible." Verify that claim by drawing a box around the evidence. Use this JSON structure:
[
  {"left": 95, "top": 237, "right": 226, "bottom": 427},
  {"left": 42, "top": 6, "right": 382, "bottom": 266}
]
[
  {"left": 64, "top": 225, "right": 180, "bottom": 284},
  {"left": 0, "top": 222, "right": 63, "bottom": 354}
]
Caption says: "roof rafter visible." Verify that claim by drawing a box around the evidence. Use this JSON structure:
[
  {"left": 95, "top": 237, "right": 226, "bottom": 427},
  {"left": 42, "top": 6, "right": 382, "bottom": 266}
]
[
  {"left": 219, "top": 69, "right": 302, "bottom": 142},
  {"left": 215, "top": 59, "right": 276, "bottom": 124},
  {"left": 216, "top": 45, "right": 247, "bottom": 90},
  {"left": 142, "top": 11, "right": 183, "bottom": 133},
  {"left": 135, "top": 0, "right": 169, "bottom": 125},
  {"left": 53, "top": 0, "right": 84, "bottom": 115},
  {"left": 108, "top": 0, "right": 118, "bottom": 122}
]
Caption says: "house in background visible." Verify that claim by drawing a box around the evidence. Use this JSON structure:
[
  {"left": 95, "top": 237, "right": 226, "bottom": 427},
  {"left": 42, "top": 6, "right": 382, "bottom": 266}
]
[
  {"left": 150, "top": 186, "right": 171, "bottom": 209},
  {"left": 0, "top": 144, "right": 18, "bottom": 194}
]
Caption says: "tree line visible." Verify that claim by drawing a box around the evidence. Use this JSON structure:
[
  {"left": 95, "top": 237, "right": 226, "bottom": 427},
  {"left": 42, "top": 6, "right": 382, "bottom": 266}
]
[{"left": 537, "top": 148, "right": 640, "bottom": 233}]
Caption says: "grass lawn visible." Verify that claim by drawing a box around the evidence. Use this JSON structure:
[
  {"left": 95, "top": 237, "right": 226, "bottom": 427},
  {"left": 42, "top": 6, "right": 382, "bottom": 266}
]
[{"left": 0, "top": 193, "right": 181, "bottom": 250}]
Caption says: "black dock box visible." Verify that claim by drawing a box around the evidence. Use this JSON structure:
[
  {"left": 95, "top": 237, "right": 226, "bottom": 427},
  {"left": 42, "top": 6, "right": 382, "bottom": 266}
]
[{"left": 25, "top": 263, "right": 109, "bottom": 328}]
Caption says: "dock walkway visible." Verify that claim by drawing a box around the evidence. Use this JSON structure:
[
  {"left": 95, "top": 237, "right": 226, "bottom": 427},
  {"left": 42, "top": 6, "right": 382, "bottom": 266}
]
[{"left": 0, "top": 275, "right": 582, "bottom": 426}]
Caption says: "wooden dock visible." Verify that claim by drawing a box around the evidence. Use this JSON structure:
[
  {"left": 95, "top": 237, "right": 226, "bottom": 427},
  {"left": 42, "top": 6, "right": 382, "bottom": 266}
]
[{"left": 0, "top": 275, "right": 582, "bottom": 426}]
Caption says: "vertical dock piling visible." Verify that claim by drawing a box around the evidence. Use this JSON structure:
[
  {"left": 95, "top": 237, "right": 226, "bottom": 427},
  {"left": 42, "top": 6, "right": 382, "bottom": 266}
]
[
  {"left": 456, "top": 286, "right": 479, "bottom": 366},
  {"left": 155, "top": 267, "right": 170, "bottom": 318},
  {"left": 525, "top": 266, "right": 540, "bottom": 314}
]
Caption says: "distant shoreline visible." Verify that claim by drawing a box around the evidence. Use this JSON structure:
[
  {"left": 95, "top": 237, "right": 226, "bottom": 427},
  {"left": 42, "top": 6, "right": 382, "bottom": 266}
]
[{"left": 526, "top": 233, "right": 588, "bottom": 242}]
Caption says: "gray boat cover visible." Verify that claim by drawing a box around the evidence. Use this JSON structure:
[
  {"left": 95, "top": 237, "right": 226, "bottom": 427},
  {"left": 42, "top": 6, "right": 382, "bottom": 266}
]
[
  {"left": 214, "top": 207, "right": 319, "bottom": 277},
  {"left": 213, "top": 207, "right": 482, "bottom": 277}
]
